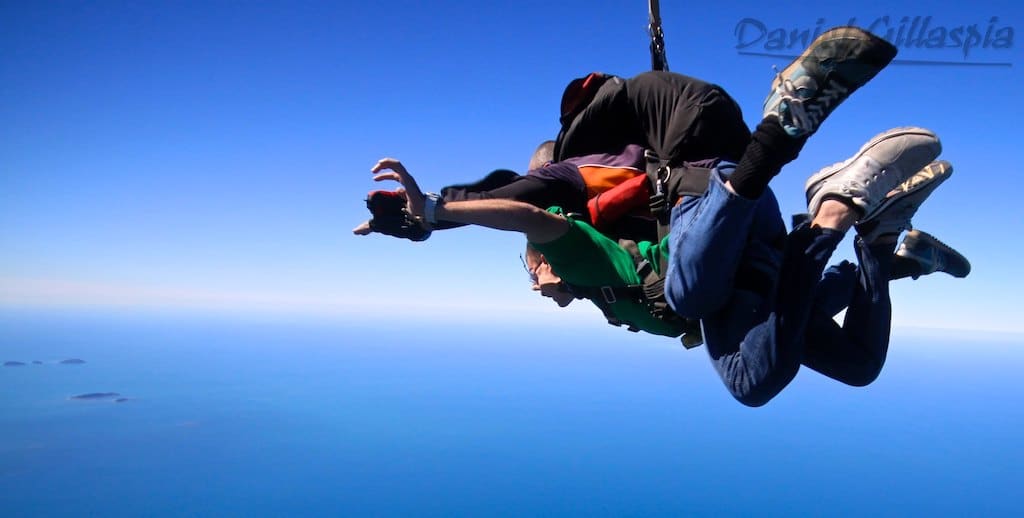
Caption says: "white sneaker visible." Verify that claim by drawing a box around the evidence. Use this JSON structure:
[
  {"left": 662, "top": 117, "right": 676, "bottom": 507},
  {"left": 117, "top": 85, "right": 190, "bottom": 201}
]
[{"left": 805, "top": 127, "right": 942, "bottom": 221}]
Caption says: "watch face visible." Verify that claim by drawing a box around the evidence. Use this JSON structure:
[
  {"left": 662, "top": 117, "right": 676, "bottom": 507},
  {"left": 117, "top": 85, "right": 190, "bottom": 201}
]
[{"left": 424, "top": 193, "right": 440, "bottom": 224}]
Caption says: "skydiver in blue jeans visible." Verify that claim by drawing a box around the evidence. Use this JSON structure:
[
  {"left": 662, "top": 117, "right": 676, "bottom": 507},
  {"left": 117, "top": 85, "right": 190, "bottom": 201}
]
[
  {"left": 667, "top": 128, "right": 949, "bottom": 406},
  {"left": 663, "top": 27, "right": 955, "bottom": 406}
]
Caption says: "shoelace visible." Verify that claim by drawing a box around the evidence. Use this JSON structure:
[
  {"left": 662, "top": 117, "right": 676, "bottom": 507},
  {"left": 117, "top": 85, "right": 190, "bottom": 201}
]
[{"left": 771, "top": 67, "right": 812, "bottom": 131}]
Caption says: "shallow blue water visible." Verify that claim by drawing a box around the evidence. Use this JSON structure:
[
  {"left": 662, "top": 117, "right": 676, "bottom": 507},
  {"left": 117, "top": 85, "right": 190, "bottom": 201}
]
[{"left": 2, "top": 310, "right": 1021, "bottom": 516}]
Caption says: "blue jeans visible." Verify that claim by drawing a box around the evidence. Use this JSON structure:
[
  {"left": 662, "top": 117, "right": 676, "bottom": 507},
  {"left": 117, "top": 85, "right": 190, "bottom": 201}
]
[
  {"left": 664, "top": 167, "right": 893, "bottom": 406},
  {"left": 665, "top": 166, "right": 786, "bottom": 319}
]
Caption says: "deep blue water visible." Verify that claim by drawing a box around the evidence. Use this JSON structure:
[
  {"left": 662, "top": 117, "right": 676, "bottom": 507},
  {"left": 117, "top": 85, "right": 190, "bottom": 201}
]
[{"left": 2, "top": 309, "right": 1022, "bottom": 516}]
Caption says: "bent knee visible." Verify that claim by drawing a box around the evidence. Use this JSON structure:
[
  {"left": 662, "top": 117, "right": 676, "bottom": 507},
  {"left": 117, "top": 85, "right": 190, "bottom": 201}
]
[
  {"left": 842, "top": 367, "right": 882, "bottom": 388},
  {"left": 719, "top": 361, "right": 798, "bottom": 407},
  {"left": 733, "top": 392, "right": 774, "bottom": 408}
]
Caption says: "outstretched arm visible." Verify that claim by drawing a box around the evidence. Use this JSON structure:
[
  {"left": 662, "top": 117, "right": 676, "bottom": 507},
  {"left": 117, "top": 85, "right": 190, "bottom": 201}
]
[
  {"left": 368, "top": 158, "right": 570, "bottom": 244},
  {"left": 435, "top": 199, "right": 569, "bottom": 244}
]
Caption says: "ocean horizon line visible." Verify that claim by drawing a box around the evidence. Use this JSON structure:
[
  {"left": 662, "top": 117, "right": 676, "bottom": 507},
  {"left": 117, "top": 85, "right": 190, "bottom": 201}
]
[{"left": 2, "top": 302, "right": 1022, "bottom": 342}]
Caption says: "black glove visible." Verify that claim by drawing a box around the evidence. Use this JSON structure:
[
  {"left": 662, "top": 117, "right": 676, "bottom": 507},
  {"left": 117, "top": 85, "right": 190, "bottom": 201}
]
[{"left": 365, "top": 190, "right": 432, "bottom": 242}]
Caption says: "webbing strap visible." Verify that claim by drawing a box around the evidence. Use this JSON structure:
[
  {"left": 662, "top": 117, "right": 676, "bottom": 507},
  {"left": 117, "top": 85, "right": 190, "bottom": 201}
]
[
  {"left": 574, "top": 284, "right": 645, "bottom": 333},
  {"left": 570, "top": 280, "right": 702, "bottom": 345},
  {"left": 645, "top": 151, "right": 713, "bottom": 242},
  {"left": 648, "top": 0, "right": 668, "bottom": 71}
]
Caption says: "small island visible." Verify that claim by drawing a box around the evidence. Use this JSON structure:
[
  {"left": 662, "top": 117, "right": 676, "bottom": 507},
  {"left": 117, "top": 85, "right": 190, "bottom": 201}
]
[
  {"left": 4, "top": 361, "right": 26, "bottom": 367},
  {"left": 70, "top": 392, "right": 120, "bottom": 400},
  {"left": 60, "top": 358, "right": 87, "bottom": 365},
  {"left": 32, "top": 360, "right": 43, "bottom": 365}
]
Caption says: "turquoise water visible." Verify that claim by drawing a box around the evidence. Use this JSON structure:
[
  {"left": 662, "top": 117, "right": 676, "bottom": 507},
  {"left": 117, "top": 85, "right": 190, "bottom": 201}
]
[{"left": 2, "top": 310, "right": 1021, "bottom": 516}]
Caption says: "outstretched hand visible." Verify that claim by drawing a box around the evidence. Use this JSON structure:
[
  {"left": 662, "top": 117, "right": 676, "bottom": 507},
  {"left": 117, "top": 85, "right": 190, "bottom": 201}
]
[
  {"left": 352, "top": 158, "right": 432, "bottom": 241},
  {"left": 371, "top": 158, "right": 426, "bottom": 221}
]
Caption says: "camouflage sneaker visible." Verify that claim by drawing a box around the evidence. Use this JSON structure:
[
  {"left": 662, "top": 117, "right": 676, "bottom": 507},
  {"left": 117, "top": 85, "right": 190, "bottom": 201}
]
[
  {"left": 763, "top": 26, "right": 898, "bottom": 137},
  {"left": 896, "top": 230, "right": 971, "bottom": 278},
  {"left": 805, "top": 127, "right": 942, "bottom": 221},
  {"left": 856, "top": 160, "right": 953, "bottom": 242}
]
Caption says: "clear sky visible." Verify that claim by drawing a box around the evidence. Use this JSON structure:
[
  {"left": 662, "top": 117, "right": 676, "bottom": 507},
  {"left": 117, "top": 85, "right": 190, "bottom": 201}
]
[{"left": 2, "top": 0, "right": 1022, "bottom": 334}]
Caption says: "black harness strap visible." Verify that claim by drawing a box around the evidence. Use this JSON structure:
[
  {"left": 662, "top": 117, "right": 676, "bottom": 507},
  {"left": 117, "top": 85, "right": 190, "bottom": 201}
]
[
  {"left": 645, "top": 151, "right": 713, "bottom": 242},
  {"left": 566, "top": 283, "right": 646, "bottom": 332},
  {"left": 564, "top": 237, "right": 704, "bottom": 348},
  {"left": 571, "top": 279, "right": 703, "bottom": 348}
]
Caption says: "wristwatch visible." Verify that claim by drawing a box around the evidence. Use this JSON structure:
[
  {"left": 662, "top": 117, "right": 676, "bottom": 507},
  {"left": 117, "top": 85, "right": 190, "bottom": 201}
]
[{"left": 424, "top": 192, "right": 442, "bottom": 225}]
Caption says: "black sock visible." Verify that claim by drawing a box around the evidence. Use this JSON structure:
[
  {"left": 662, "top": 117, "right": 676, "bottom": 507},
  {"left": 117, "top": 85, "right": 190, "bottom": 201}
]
[
  {"left": 867, "top": 240, "right": 898, "bottom": 281},
  {"left": 728, "top": 118, "right": 808, "bottom": 199}
]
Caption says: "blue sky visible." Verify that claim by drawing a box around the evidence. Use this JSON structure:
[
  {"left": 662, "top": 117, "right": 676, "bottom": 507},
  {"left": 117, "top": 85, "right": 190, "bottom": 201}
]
[{"left": 1, "top": 0, "right": 1022, "bottom": 334}]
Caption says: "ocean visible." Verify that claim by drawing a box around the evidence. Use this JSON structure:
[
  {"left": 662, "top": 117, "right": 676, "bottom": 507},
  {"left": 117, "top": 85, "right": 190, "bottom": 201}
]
[{"left": 2, "top": 309, "right": 1021, "bottom": 516}]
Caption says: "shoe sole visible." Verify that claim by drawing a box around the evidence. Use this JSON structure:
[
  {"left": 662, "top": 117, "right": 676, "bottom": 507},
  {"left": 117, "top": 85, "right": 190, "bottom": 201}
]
[
  {"left": 889, "top": 159, "right": 953, "bottom": 201},
  {"left": 862, "top": 147, "right": 948, "bottom": 222},
  {"left": 856, "top": 160, "right": 953, "bottom": 240},
  {"left": 805, "top": 127, "right": 941, "bottom": 217},
  {"left": 770, "top": 26, "right": 897, "bottom": 92}
]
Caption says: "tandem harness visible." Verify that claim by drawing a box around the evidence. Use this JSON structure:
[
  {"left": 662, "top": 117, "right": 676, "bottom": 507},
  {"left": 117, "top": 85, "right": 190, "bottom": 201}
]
[
  {"left": 568, "top": 153, "right": 712, "bottom": 349},
  {"left": 565, "top": 153, "right": 776, "bottom": 349},
  {"left": 554, "top": 2, "right": 770, "bottom": 349}
]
